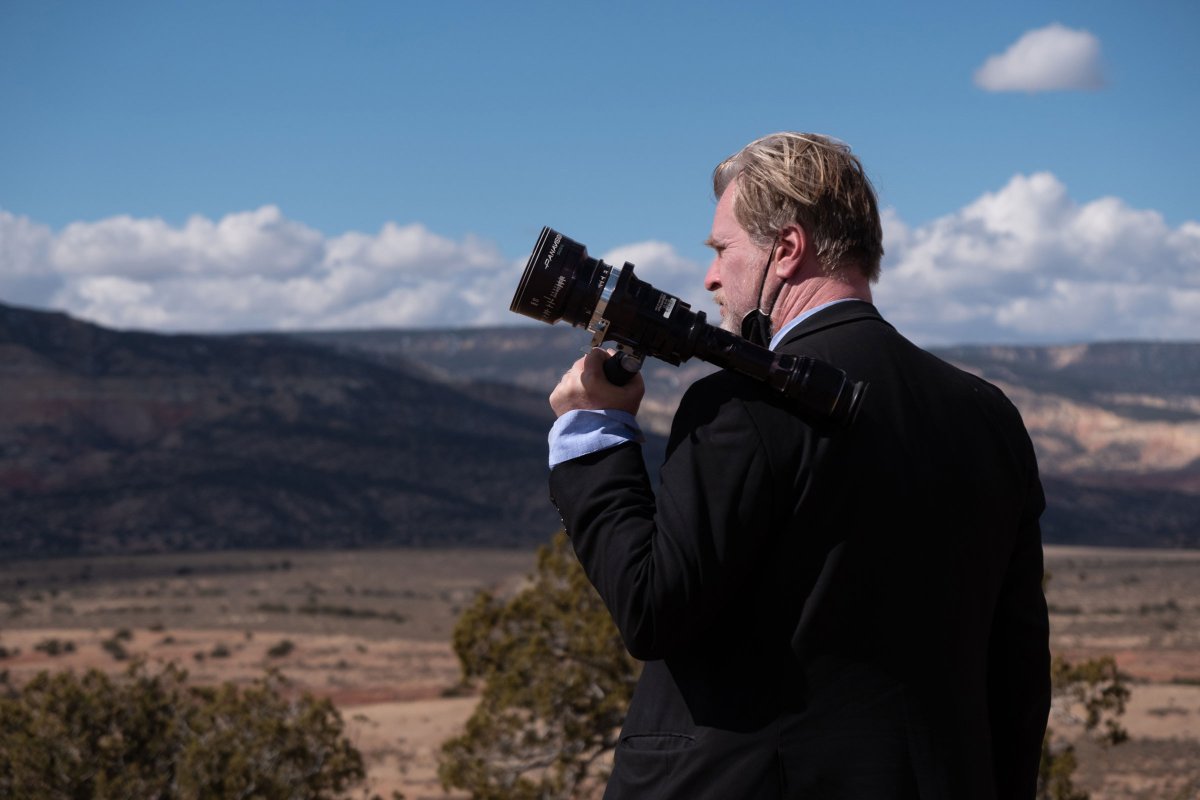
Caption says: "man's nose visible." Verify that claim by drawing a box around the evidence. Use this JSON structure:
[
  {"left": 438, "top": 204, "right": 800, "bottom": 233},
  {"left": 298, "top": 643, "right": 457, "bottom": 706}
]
[{"left": 704, "top": 260, "right": 720, "bottom": 291}]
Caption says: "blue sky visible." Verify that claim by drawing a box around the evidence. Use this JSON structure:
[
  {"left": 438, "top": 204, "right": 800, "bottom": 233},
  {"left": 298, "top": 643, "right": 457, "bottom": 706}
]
[{"left": 1, "top": 0, "right": 1197, "bottom": 344}]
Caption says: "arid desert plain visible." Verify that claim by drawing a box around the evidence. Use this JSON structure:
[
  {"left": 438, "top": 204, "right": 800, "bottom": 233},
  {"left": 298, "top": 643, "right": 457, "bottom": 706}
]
[{"left": 2, "top": 544, "right": 1198, "bottom": 799}]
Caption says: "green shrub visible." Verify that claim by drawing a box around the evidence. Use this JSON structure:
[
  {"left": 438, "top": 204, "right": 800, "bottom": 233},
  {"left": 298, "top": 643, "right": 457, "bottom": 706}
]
[
  {"left": 267, "top": 639, "right": 295, "bottom": 659},
  {"left": 438, "top": 532, "right": 639, "bottom": 799},
  {"left": 101, "top": 638, "right": 129, "bottom": 661},
  {"left": 33, "top": 639, "right": 76, "bottom": 657},
  {"left": 0, "top": 662, "right": 367, "bottom": 799}
]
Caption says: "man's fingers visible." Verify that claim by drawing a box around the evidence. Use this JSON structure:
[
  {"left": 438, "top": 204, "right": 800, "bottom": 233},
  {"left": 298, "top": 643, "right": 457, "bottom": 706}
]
[{"left": 549, "top": 347, "right": 644, "bottom": 417}]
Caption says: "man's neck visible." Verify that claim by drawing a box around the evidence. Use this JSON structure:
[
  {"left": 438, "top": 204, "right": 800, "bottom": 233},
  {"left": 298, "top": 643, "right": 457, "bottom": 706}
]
[{"left": 771, "top": 275, "right": 872, "bottom": 332}]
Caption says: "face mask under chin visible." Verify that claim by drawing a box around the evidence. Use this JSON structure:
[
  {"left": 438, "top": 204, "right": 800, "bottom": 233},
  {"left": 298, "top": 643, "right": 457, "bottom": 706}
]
[{"left": 739, "top": 308, "right": 773, "bottom": 348}]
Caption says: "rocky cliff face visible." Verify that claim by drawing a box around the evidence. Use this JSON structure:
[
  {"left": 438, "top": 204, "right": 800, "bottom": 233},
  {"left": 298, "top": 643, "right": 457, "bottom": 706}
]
[
  {"left": 935, "top": 343, "right": 1200, "bottom": 547},
  {"left": 935, "top": 342, "right": 1200, "bottom": 491},
  {"left": 1000, "top": 384, "right": 1200, "bottom": 491}
]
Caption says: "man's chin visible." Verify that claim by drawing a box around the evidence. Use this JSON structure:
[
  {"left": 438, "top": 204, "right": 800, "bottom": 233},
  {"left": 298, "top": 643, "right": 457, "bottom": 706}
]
[{"left": 711, "top": 298, "right": 745, "bottom": 335}]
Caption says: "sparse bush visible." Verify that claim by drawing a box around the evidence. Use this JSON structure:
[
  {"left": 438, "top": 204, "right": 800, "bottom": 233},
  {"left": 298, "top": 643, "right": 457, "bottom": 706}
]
[
  {"left": 0, "top": 661, "right": 367, "bottom": 798},
  {"left": 101, "top": 638, "right": 129, "bottom": 661},
  {"left": 210, "top": 643, "right": 231, "bottom": 659},
  {"left": 33, "top": 639, "right": 75, "bottom": 657},
  {"left": 1047, "top": 604, "right": 1083, "bottom": 615},
  {"left": 267, "top": 639, "right": 295, "bottom": 659},
  {"left": 1138, "top": 599, "right": 1181, "bottom": 615},
  {"left": 1050, "top": 655, "right": 1129, "bottom": 747},
  {"left": 257, "top": 602, "right": 291, "bottom": 614},
  {"left": 296, "top": 604, "right": 407, "bottom": 624},
  {"left": 1036, "top": 573, "right": 1131, "bottom": 800},
  {"left": 438, "top": 532, "right": 639, "bottom": 799}
]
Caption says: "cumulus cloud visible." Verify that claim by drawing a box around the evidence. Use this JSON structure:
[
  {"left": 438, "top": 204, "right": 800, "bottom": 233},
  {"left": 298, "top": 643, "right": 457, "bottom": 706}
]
[
  {"left": 974, "top": 23, "right": 1105, "bottom": 92},
  {"left": 875, "top": 172, "right": 1200, "bottom": 344},
  {"left": 3, "top": 180, "right": 1198, "bottom": 345},
  {"left": 51, "top": 206, "right": 325, "bottom": 278},
  {"left": 0, "top": 210, "right": 60, "bottom": 304},
  {"left": 2, "top": 206, "right": 526, "bottom": 332}
]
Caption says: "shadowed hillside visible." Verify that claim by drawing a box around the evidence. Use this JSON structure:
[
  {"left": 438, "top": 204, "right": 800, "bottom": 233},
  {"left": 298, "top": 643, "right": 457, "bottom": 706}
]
[{"left": 0, "top": 304, "right": 568, "bottom": 555}]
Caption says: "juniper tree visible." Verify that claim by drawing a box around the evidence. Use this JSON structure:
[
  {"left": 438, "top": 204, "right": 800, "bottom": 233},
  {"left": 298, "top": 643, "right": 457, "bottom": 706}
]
[
  {"left": 0, "top": 661, "right": 368, "bottom": 799},
  {"left": 439, "top": 532, "right": 640, "bottom": 800},
  {"left": 1038, "top": 654, "right": 1130, "bottom": 800}
]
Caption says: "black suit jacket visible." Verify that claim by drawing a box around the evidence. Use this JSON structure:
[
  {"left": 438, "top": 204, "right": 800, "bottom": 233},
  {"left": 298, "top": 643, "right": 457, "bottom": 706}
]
[{"left": 550, "top": 302, "right": 1050, "bottom": 799}]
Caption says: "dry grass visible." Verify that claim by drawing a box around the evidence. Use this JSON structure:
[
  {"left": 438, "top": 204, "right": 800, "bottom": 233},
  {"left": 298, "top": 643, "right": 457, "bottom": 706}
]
[
  {"left": 1, "top": 544, "right": 1198, "bottom": 799},
  {"left": 0, "top": 547, "right": 533, "bottom": 799}
]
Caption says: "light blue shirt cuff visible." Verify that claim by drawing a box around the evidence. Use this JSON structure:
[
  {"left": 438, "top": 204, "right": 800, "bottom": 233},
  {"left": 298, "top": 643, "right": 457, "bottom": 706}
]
[{"left": 548, "top": 409, "right": 644, "bottom": 468}]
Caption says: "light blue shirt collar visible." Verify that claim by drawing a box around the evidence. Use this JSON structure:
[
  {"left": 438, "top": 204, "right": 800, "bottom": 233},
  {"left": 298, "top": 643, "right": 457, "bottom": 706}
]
[{"left": 768, "top": 298, "right": 867, "bottom": 351}]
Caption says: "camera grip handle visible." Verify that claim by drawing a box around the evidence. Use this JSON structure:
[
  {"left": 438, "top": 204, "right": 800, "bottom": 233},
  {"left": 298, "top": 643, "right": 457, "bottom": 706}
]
[{"left": 602, "top": 351, "right": 642, "bottom": 386}]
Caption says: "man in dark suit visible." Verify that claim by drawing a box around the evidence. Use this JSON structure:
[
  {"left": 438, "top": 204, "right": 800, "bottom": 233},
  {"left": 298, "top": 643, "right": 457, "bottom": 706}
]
[{"left": 547, "top": 133, "right": 1050, "bottom": 799}]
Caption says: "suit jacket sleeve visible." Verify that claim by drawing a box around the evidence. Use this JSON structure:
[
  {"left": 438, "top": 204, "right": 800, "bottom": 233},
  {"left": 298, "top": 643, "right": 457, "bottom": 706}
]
[
  {"left": 987, "top": 423, "right": 1052, "bottom": 798},
  {"left": 549, "top": 376, "right": 780, "bottom": 661}
]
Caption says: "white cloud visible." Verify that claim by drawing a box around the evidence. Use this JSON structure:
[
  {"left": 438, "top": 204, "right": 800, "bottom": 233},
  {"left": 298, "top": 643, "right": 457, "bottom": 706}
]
[
  {"left": 974, "top": 23, "right": 1105, "bottom": 92},
  {"left": 0, "top": 210, "right": 60, "bottom": 304},
  {"left": 875, "top": 172, "right": 1200, "bottom": 344},
  {"left": 2, "top": 206, "right": 528, "bottom": 332},
  {"left": 51, "top": 206, "right": 325, "bottom": 278},
  {"left": 3, "top": 180, "right": 1198, "bottom": 345},
  {"left": 61, "top": 276, "right": 171, "bottom": 330}
]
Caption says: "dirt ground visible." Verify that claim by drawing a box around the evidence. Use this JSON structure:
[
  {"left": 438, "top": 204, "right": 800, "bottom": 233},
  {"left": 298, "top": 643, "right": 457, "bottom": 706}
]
[{"left": 1, "top": 544, "right": 1197, "bottom": 799}]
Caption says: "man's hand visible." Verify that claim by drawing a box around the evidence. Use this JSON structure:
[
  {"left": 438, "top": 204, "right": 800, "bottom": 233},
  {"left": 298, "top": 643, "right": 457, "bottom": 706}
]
[{"left": 549, "top": 348, "right": 645, "bottom": 418}]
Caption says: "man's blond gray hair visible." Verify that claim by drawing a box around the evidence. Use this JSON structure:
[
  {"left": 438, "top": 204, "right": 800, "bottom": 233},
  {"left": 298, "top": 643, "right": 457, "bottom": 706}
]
[{"left": 713, "top": 132, "right": 884, "bottom": 282}]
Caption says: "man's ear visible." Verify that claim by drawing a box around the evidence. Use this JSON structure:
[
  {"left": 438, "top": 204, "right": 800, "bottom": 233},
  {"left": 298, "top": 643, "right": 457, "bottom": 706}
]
[{"left": 773, "top": 223, "right": 807, "bottom": 279}]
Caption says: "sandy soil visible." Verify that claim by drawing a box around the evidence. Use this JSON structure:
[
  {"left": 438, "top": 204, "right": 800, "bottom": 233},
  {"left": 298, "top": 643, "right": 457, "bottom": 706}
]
[{"left": 1, "top": 545, "right": 1197, "bottom": 799}]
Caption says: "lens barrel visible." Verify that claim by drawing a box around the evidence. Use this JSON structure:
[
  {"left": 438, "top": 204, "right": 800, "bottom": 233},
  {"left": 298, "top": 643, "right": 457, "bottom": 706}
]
[
  {"left": 510, "top": 228, "right": 609, "bottom": 326},
  {"left": 510, "top": 227, "right": 866, "bottom": 429}
]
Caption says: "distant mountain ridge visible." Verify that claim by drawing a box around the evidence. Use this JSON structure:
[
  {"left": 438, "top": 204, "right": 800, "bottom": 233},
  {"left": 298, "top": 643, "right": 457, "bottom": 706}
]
[
  {"left": 1, "top": 303, "right": 1197, "bottom": 554},
  {"left": 0, "top": 304, "right": 573, "bottom": 555},
  {"left": 300, "top": 326, "right": 1200, "bottom": 549}
]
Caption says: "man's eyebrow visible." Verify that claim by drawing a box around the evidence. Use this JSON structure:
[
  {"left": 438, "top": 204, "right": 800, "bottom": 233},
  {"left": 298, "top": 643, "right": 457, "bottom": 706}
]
[{"left": 704, "top": 236, "right": 723, "bottom": 249}]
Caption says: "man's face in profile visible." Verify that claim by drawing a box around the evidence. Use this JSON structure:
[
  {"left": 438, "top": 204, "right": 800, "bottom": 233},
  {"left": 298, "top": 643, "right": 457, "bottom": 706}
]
[{"left": 704, "top": 186, "right": 770, "bottom": 335}]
